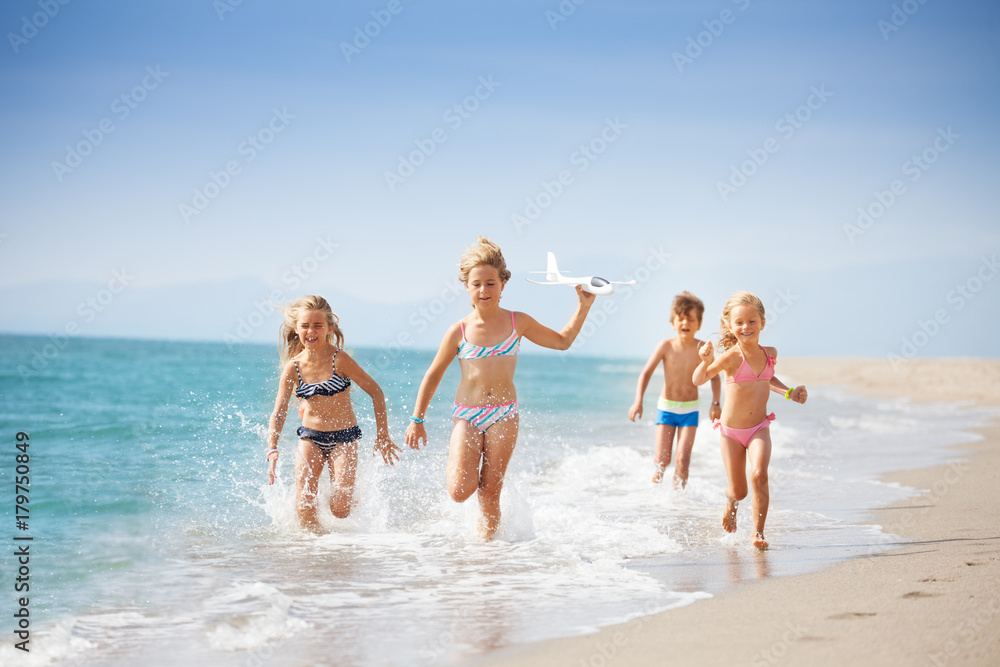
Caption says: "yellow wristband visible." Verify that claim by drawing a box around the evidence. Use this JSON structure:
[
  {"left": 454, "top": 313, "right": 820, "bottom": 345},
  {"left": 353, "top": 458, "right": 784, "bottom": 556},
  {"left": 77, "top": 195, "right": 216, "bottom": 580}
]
[{"left": 784, "top": 386, "right": 794, "bottom": 399}]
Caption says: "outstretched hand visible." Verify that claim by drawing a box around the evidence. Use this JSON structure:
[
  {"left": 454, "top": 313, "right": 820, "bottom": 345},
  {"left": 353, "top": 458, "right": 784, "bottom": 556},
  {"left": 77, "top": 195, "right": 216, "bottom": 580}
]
[
  {"left": 375, "top": 435, "right": 401, "bottom": 465},
  {"left": 405, "top": 422, "right": 427, "bottom": 449},
  {"left": 267, "top": 452, "right": 278, "bottom": 485}
]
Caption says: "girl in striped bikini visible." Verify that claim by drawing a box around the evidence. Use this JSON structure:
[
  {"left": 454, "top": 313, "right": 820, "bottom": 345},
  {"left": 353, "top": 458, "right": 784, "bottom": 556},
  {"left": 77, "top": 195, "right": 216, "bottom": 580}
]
[
  {"left": 266, "top": 295, "right": 400, "bottom": 531},
  {"left": 405, "top": 237, "right": 595, "bottom": 539}
]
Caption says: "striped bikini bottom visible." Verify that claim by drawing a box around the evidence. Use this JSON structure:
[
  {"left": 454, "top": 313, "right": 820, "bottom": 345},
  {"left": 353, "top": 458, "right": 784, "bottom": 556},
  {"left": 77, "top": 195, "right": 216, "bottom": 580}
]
[{"left": 452, "top": 401, "right": 518, "bottom": 432}]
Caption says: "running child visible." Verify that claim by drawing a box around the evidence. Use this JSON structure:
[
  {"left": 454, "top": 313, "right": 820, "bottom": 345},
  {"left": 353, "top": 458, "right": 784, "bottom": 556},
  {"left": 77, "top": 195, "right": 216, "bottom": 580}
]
[
  {"left": 266, "top": 295, "right": 400, "bottom": 531},
  {"left": 628, "top": 291, "right": 721, "bottom": 487},
  {"left": 404, "top": 237, "right": 596, "bottom": 540},
  {"left": 691, "top": 291, "right": 807, "bottom": 549}
]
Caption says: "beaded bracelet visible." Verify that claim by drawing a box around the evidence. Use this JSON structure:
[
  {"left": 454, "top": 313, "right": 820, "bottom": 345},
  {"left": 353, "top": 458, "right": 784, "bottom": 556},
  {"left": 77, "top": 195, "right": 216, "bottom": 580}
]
[
  {"left": 409, "top": 416, "right": 425, "bottom": 424},
  {"left": 266, "top": 448, "right": 279, "bottom": 460}
]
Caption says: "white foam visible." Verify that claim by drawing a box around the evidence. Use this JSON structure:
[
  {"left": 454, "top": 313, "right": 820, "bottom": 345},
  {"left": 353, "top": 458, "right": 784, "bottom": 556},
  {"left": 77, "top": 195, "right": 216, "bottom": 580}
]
[{"left": 204, "top": 582, "right": 309, "bottom": 651}]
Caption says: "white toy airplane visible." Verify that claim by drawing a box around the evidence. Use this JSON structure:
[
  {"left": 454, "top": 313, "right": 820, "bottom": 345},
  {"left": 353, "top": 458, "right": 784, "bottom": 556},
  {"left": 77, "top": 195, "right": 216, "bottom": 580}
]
[{"left": 526, "top": 252, "right": 636, "bottom": 296}]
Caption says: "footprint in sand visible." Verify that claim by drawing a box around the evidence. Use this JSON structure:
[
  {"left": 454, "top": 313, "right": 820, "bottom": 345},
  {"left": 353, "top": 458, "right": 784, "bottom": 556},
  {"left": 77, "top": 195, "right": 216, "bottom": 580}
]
[
  {"left": 902, "top": 591, "right": 939, "bottom": 599},
  {"left": 828, "top": 612, "right": 877, "bottom": 620}
]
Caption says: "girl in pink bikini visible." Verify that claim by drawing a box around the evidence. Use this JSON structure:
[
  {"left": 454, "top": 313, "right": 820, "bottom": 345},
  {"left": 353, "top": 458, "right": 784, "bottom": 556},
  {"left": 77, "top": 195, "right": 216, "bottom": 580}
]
[
  {"left": 405, "top": 236, "right": 595, "bottom": 540},
  {"left": 692, "top": 291, "right": 807, "bottom": 549}
]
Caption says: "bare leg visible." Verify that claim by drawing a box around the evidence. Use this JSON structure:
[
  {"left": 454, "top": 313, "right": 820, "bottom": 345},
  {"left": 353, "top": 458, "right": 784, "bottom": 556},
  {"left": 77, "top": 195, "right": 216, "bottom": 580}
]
[
  {"left": 672, "top": 426, "right": 698, "bottom": 488},
  {"left": 719, "top": 435, "right": 748, "bottom": 534},
  {"left": 328, "top": 442, "right": 358, "bottom": 519},
  {"left": 747, "top": 430, "right": 773, "bottom": 550},
  {"left": 295, "top": 439, "right": 327, "bottom": 532},
  {"left": 652, "top": 424, "right": 676, "bottom": 483},
  {"left": 478, "top": 413, "right": 519, "bottom": 540},
  {"left": 447, "top": 418, "right": 485, "bottom": 504}
]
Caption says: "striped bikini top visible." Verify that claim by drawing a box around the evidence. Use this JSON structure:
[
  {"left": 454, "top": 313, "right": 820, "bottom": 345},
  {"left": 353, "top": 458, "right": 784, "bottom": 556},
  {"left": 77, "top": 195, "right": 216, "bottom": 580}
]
[
  {"left": 457, "top": 311, "right": 520, "bottom": 359},
  {"left": 294, "top": 350, "right": 351, "bottom": 398}
]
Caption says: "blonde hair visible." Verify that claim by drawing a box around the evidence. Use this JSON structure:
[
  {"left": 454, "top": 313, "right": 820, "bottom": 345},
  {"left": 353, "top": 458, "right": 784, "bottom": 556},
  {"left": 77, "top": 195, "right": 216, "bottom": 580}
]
[
  {"left": 671, "top": 291, "right": 705, "bottom": 323},
  {"left": 719, "top": 291, "right": 765, "bottom": 351},
  {"left": 278, "top": 295, "right": 344, "bottom": 364},
  {"left": 458, "top": 236, "right": 511, "bottom": 284}
]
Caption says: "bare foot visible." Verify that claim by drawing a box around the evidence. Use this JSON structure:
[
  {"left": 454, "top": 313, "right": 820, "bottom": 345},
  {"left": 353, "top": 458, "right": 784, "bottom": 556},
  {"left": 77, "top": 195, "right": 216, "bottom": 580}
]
[
  {"left": 722, "top": 499, "right": 738, "bottom": 533},
  {"left": 297, "top": 504, "right": 323, "bottom": 533},
  {"left": 477, "top": 514, "right": 498, "bottom": 541},
  {"left": 672, "top": 475, "right": 687, "bottom": 490},
  {"left": 753, "top": 532, "right": 769, "bottom": 550},
  {"left": 652, "top": 468, "right": 664, "bottom": 484},
  {"left": 299, "top": 517, "right": 323, "bottom": 534}
]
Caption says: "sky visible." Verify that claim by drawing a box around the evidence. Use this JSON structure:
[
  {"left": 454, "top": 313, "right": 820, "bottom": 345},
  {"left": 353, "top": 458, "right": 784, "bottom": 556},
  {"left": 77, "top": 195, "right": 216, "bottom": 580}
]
[{"left": 1, "top": 0, "right": 998, "bottom": 362}]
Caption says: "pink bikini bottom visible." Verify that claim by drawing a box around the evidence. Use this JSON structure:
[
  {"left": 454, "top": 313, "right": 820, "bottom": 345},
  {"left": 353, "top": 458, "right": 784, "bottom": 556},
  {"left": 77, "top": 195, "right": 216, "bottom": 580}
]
[{"left": 713, "top": 413, "right": 775, "bottom": 448}]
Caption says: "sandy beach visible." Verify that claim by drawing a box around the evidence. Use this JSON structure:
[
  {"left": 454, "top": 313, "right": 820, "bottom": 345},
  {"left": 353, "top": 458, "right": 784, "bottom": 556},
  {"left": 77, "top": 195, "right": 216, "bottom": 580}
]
[{"left": 473, "top": 358, "right": 1000, "bottom": 667}]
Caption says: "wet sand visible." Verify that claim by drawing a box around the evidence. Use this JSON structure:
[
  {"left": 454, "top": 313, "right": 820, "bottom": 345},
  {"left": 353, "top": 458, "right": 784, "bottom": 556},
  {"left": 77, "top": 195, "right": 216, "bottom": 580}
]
[{"left": 472, "top": 358, "right": 1000, "bottom": 667}]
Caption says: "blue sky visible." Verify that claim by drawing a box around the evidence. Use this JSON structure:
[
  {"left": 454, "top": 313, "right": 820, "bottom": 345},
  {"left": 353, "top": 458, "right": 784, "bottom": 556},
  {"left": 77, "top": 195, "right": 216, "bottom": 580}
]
[{"left": 1, "top": 0, "right": 998, "bottom": 360}]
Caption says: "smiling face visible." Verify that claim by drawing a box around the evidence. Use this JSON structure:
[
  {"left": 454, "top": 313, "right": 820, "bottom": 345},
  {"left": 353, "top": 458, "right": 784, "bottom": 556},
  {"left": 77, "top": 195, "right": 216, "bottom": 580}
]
[
  {"left": 671, "top": 308, "right": 701, "bottom": 341},
  {"left": 728, "top": 304, "right": 765, "bottom": 346},
  {"left": 296, "top": 310, "right": 330, "bottom": 350},
  {"left": 466, "top": 264, "right": 505, "bottom": 309}
]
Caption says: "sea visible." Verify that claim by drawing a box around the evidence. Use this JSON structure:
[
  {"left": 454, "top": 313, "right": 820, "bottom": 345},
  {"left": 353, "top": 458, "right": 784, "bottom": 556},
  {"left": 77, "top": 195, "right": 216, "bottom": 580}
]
[{"left": 0, "top": 334, "right": 992, "bottom": 666}]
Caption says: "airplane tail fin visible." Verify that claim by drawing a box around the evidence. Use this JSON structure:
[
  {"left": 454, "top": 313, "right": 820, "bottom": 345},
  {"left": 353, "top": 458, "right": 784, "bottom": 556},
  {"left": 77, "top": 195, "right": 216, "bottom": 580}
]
[{"left": 546, "top": 251, "right": 561, "bottom": 281}]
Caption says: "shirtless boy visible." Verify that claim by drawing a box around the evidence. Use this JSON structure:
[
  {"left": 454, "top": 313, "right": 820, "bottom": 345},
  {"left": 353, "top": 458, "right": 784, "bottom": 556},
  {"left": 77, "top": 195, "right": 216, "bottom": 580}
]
[{"left": 629, "top": 292, "right": 721, "bottom": 487}]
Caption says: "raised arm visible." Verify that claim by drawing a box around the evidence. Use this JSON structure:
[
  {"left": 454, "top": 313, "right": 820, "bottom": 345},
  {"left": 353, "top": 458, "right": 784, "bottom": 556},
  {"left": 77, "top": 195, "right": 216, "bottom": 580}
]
[
  {"left": 692, "top": 341, "right": 731, "bottom": 386},
  {"left": 267, "top": 362, "right": 297, "bottom": 484},
  {"left": 336, "top": 352, "right": 401, "bottom": 465},
  {"left": 629, "top": 342, "right": 667, "bottom": 422},
  {"left": 519, "top": 286, "right": 596, "bottom": 351},
  {"left": 404, "top": 323, "right": 461, "bottom": 449}
]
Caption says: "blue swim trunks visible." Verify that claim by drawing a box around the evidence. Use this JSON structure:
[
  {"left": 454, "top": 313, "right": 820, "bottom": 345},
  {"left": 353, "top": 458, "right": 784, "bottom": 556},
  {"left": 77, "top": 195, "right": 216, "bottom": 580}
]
[{"left": 654, "top": 397, "right": 699, "bottom": 428}]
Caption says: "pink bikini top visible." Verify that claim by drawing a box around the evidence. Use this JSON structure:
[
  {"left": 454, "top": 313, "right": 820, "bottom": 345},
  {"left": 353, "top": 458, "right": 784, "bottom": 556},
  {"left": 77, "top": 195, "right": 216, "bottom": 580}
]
[{"left": 727, "top": 345, "right": 775, "bottom": 384}]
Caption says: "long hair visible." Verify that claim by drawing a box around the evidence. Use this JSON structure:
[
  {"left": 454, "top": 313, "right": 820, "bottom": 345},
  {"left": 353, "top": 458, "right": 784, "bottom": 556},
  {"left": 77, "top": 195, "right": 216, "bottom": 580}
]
[
  {"left": 278, "top": 295, "right": 344, "bottom": 365},
  {"left": 458, "top": 236, "right": 511, "bottom": 284},
  {"left": 718, "top": 291, "right": 765, "bottom": 351}
]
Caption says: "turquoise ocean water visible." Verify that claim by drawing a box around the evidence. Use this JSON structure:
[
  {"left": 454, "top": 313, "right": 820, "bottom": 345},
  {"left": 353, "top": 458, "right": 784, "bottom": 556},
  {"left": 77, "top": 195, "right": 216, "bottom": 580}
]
[{"left": 0, "top": 334, "right": 991, "bottom": 666}]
